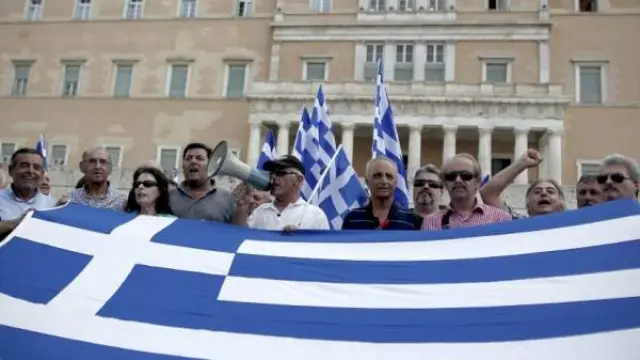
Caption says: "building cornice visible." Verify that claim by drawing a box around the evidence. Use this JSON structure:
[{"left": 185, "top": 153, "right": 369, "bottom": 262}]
[{"left": 272, "top": 22, "right": 551, "bottom": 42}]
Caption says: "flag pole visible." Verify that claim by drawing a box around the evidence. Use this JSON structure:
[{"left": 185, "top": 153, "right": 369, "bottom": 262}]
[{"left": 307, "top": 144, "right": 343, "bottom": 203}]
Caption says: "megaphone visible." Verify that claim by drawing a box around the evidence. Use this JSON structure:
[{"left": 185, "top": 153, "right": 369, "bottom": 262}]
[{"left": 209, "top": 140, "right": 272, "bottom": 191}]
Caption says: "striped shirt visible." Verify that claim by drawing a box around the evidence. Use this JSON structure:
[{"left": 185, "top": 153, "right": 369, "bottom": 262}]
[
  {"left": 421, "top": 202, "right": 512, "bottom": 230},
  {"left": 342, "top": 202, "right": 422, "bottom": 230},
  {"left": 68, "top": 183, "right": 127, "bottom": 211}
]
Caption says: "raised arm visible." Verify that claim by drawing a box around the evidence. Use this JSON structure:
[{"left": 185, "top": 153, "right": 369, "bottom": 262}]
[{"left": 480, "top": 149, "right": 542, "bottom": 207}]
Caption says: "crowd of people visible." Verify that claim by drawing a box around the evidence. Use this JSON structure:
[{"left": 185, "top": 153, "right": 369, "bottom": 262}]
[{"left": 0, "top": 141, "right": 638, "bottom": 240}]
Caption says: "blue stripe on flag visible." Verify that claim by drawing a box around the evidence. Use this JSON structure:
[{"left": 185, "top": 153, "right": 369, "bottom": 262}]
[
  {"left": 0, "top": 238, "right": 91, "bottom": 304},
  {"left": 98, "top": 265, "right": 226, "bottom": 322},
  {"left": 229, "top": 240, "right": 640, "bottom": 284},
  {"left": 96, "top": 295, "right": 640, "bottom": 343},
  {"left": 0, "top": 326, "right": 198, "bottom": 360},
  {"left": 32, "top": 204, "right": 137, "bottom": 235},
  {"left": 150, "top": 219, "right": 246, "bottom": 253}
]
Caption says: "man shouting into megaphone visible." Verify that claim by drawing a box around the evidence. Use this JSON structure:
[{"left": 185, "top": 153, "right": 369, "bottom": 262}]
[{"left": 233, "top": 155, "right": 329, "bottom": 232}]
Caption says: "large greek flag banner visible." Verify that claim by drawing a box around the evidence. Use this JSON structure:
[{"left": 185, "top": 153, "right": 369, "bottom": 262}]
[{"left": 1, "top": 200, "right": 640, "bottom": 360}]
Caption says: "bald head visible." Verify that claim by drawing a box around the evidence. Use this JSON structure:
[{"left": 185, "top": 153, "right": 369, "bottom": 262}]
[{"left": 79, "top": 147, "right": 112, "bottom": 184}]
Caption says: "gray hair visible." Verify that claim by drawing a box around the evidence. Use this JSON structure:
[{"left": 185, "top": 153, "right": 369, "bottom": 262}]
[
  {"left": 442, "top": 153, "right": 482, "bottom": 178},
  {"left": 365, "top": 155, "right": 398, "bottom": 178},
  {"left": 600, "top": 154, "right": 640, "bottom": 181},
  {"left": 414, "top": 164, "right": 441, "bottom": 179},
  {"left": 525, "top": 178, "right": 565, "bottom": 202}
]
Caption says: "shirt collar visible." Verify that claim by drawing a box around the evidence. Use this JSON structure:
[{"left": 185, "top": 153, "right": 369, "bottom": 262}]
[
  {"left": 266, "top": 197, "right": 306, "bottom": 211},
  {"left": 365, "top": 201, "right": 401, "bottom": 219},
  {"left": 447, "top": 199, "right": 485, "bottom": 215},
  {"left": 7, "top": 185, "right": 40, "bottom": 204},
  {"left": 177, "top": 182, "right": 217, "bottom": 198},
  {"left": 82, "top": 182, "right": 115, "bottom": 200}
]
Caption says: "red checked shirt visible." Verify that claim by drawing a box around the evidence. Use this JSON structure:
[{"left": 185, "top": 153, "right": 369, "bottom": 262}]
[{"left": 421, "top": 202, "right": 512, "bottom": 230}]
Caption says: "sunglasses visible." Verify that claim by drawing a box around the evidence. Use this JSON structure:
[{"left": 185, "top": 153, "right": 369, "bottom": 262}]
[
  {"left": 272, "top": 170, "right": 299, "bottom": 177},
  {"left": 134, "top": 180, "right": 158, "bottom": 188},
  {"left": 413, "top": 180, "right": 443, "bottom": 189},
  {"left": 443, "top": 171, "right": 476, "bottom": 182},
  {"left": 596, "top": 173, "right": 630, "bottom": 184}
]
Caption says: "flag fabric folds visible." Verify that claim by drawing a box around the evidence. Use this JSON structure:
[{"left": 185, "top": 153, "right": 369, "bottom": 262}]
[
  {"left": 307, "top": 146, "right": 368, "bottom": 230},
  {"left": 371, "top": 59, "right": 410, "bottom": 208},
  {"left": 256, "top": 129, "right": 277, "bottom": 170},
  {"left": 35, "top": 134, "right": 47, "bottom": 170},
  {"left": 2, "top": 200, "right": 640, "bottom": 359},
  {"left": 312, "top": 85, "right": 337, "bottom": 173},
  {"left": 292, "top": 107, "right": 321, "bottom": 200}
]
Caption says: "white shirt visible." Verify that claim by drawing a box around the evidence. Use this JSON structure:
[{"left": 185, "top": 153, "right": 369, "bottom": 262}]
[{"left": 248, "top": 198, "right": 330, "bottom": 231}]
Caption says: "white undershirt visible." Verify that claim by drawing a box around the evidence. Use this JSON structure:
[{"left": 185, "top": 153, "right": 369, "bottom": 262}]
[{"left": 247, "top": 198, "right": 330, "bottom": 231}]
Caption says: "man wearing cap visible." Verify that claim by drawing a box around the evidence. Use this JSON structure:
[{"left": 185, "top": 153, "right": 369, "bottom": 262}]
[{"left": 235, "top": 155, "right": 330, "bottom": 231}]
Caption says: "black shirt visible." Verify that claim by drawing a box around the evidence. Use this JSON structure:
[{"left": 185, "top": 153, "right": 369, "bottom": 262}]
[{"left": 341, "top": 202, "right": 423, "bottom": 230}]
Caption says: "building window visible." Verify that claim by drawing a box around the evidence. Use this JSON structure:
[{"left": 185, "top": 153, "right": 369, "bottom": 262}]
[
  {"left": 26, "top": 0, "right": 43, "bottom": 21},
  {"left": 225, "top": 64, "right": 248, "bottom": 98},
  {"left": 577, "top": 0, "right": 597, "bottom": 12},
  {"left": 125, "top": 0, "right": 143, "bottom": 19},
  {"left": 105, "top": 146, "right": 123, "bottom": 167},
  {"left": 575, "top": 63, "right": 605, "bottom": 104},
  {"left": 62, "top": 63, "right": 82, "bottom": 97},
  {"left": 483, "top": 61, "right": 510, "bottom": 83},
  {"left": 180, "top": 0, "right": 196, "bottom": 18},
  {"left": 491, "top": 157, "right": 512, "bottom": 175},
  {"left": 237, "top": 0, "right": 252, "bottom": 16},
  {"left": 394, "top": 44, "right": 414, "bottom": 81},
  {"left": 75, "top": 0, "right": 92, "bottom": 20},
  {"left": 0, "top": 142, "right": 17, "bottom": 164},
  {"left": 12, "top": 61, "right": 32, "bottom": 97},
  {"left": 167, "top": 64, "right": 189, "bottom": 98},
  {"left": 364, "top": 43, "right": 384, "bottom": 81},
  {"left": 398, "top": 0, "right": 415, "bottom": 11},
  {"left": 427, "top": 0, "right": 446, "bottom": 11},
  {"left": 578, "top": 160, "right": 600, "bottom": 177},
  {"left": 113, "top": 63, "right": 134, "bottom": 98},
  {"left": 487, "top": 0, "right": 509, "bottom": 11},
  {"left": 158, "top": 147, "right": 180, "bottom": 174},
  {"left": 50, "top": 144, "right": 68, "bottom": 166},
  {"left": 304, "top": 61, "right": 327, "bottom": 81},
  {"left": 369, "top": 0, "right": 385, "bottom": 11},
  {"left": 425, "top": 44, "right": 445, "bottom": 82},
  {"left": 310, "top": 0, "right": 330, "bottom": 12}
]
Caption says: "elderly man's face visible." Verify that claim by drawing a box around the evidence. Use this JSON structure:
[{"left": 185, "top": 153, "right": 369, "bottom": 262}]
[
  {"left": 366, "top": 160, "right": 397, "bottom": 200},
  {"left": 442, "top": 157, "right": 479, "bottom": 202},
  {"left": 576, "top": 180, "right": 603, "bottom": 208},
  {"left": 270, "top": 168, "right": 302, "bottom": 198},
  {"left": 39, "top": 172, "right": 51, "bottom": 195},
  {"left": 9, "top": 153, "right": 44, "bottom": 191},
  {"left": 82, "top": 149, "right": 111, "bottom": 184},
  {"left": 527, "top": 181, "right": 564, "bottom": 216},
  {"left": 413, "top": 171, "right": 442, "bottom": 210},
  {"left": 598, "top": 164, "right": 638, "bottom": 201}
]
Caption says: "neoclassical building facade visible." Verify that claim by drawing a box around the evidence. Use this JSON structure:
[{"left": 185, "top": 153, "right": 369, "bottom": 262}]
[{"left": 0, "top": 0, "right": 638, "bottom": 200}]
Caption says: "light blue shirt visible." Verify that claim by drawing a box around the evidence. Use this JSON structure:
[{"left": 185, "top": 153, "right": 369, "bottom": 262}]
[{"left": 0, "top": 187, "right": 57, "bottom": 221}]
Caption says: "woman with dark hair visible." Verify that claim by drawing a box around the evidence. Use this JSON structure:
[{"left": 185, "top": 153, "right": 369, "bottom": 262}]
[{"left": 124, "top": 166, "right": 174, "bottom": 217}]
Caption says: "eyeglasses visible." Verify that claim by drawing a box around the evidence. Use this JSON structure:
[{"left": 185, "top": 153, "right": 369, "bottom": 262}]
[
  {"left": 596, "top": 173, "right": 630, "bottom": 184},
  {"left": 443, "top": 171, "right": 476, "bottom": 182},
  {"left": 413, "top": 180, "right": 443, "bottom": 189},
  {"left": 272, "top": 170, "right": 299, "bottom": 177},
  {"left": 134, "top": 180, "right": 158, "bottom": 188}
]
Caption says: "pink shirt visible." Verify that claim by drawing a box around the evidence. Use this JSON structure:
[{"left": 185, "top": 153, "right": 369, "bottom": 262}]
[{"left": 421, "top": 202, "right": 512, "bottom": 230}]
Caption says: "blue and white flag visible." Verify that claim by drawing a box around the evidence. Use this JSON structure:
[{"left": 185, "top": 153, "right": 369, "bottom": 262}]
[
  {"left": 292, "top": 107, "right": 321, "bottom": 200},
  {"left": 2, "top": 200, "right": 640, "bottom": 359},
  {"left": 256, "top": 129, "right": 276, "bottom": 170},
  {"left": 35, "top": 134, "right": 47, "bottom": 170},
  {"left": 311, "top": 85, "right": 337, "bottom": 174},
  {"left": 371, "top": 59, "right": 409, "bottom": 208},
  {"left": 307, "top": 146, "right": 368, "bottom": 230}
]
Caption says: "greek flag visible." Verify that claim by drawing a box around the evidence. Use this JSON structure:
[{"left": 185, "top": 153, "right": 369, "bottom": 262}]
[
  {"left": 307, "top": 146, "right": 368, "bottom": 230},
  {"left": 292, "top": 107, "right": 321, "bottom": 200},
  {"left": 35, "top": 134, "right": 47, "bottom": 170},
  {"left": 2, "top": 200, "right": 640, "bottom": 359},
  {"left": 256, "top": 129, "right": 276, "bottom": 170},
  {"left": 311, "top": 85, "right": 337, "bottom": 174},
  {"left": 372, "top": 59, "right": 409, "bottom": 208}
]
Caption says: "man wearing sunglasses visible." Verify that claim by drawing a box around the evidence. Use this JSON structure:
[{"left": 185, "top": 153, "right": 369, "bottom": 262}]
[
  {"left": 597, "top": 154, "right": 639, "bottom": 203},
  {"left": 422, "top": 153, "right": 512, "bottom": 230},
  {"left": 411, "top": 164, "right": 445, "bottom": 219},
  {"left": 235, "top": 155, "right": 330, "bottom": 231}
]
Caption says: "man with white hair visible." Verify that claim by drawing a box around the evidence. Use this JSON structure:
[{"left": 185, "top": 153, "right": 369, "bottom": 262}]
[
  {"left": 342, "top": 156, "right": 421, "bottom": 230},
  {"left": 597, "top": 154, "right": 639, "bottom": 202}
]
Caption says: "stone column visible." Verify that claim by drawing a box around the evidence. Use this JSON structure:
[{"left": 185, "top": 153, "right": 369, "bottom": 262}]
[
  {"left": 383, "top": 43, "right": 395, "bottom": 81},
  {"left": 408, "top": 124, "right": 423, "bottom": 181},
  {"left": 445, "top": 42, "right": 456, "bottom": 82},
  {"left": 388, "top": 0, "right": 399, "bottom": 9},
  {"left": 276, "top": 121, "right": 290, "bottom": 155},
  {"left": 477, "top": 125, "right": 494, "bottom": 177},
  {"left": 269, "top": 42, "right": 281, "bottom": 81},
  {"left": 538, "top": 134, "right": 549, "bottom": 179},
  {"left": 413, "top": 43, "right": 427, "bottom": 81},
  {"left": 341, "top": 123, "right": 355, "bottom": 161},
  {"left": 442, "top": 125, "right": 458, "bottom": 165},
  {"left": 538, "top": 40, "right": 550, "bottom": 83},
  {"left": 247, "top": 121, "right": 262, "bottom": 166},
  {"left": 354, "top": 42, "right": 366, "bottom": 81},
  {"left": 513, "top": 126, "right": 530, "bottom": 184},
  {"left": 547, "top": 128, "right": 564, "bottom": 184}
]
